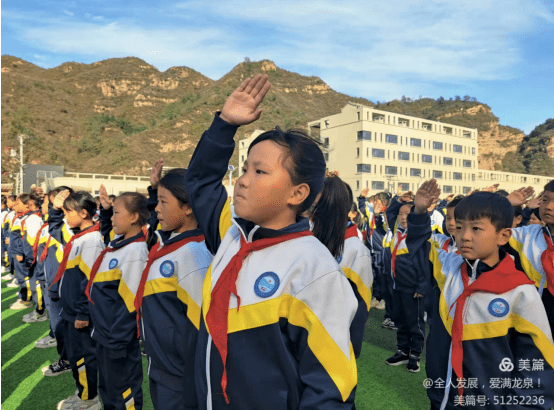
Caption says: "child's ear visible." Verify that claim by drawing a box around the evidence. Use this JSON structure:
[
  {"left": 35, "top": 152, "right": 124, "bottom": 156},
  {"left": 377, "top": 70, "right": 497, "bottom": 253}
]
[
  {"left": 183, "top": 205, "right": 194, "bottom": 217},
  {"left": 130, "top": 212, "right": 140, "bottom": 225},
  {"left": 288, "top": 183, "right": 310, "bottom": 208},
  {"left": 497, "top": 227, "right": 512, "bottom": 246},
  {"left": 78, "top": 209, "right": 90, "bottom": 220}
]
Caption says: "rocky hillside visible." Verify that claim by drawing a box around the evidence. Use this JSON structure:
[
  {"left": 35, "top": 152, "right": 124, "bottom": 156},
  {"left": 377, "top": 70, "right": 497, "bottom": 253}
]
[{"left": 1, "top": 55, "right": 552, "bottom": 183}]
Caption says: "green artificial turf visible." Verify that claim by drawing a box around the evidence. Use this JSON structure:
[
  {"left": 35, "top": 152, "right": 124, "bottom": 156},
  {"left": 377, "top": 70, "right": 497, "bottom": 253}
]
[{"left": 1, "top": 278, "right": 432, "bottom": 410}]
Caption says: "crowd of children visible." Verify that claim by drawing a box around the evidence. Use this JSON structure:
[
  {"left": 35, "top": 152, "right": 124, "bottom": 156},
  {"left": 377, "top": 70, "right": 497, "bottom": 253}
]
[{"left": 1, "top": 73, "right": 553, "bottom": 410}]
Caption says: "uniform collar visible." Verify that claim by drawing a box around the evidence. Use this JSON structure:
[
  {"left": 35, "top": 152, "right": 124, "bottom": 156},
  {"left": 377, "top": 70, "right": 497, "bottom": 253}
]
[
  {"left": 464, "top": 249, "right": 508, "bottom": 281},
  {"left": 233, "top": 216, "right": 311, "bottom": 243},
  {"left": 156, "top": 228, "right": 204, "bottom": 246},
  {"left": 110, "top": 231, "right": 144, "bottom": 249}
]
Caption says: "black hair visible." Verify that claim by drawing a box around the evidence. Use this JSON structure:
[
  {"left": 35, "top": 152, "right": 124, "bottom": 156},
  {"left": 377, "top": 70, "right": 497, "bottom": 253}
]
[
  {"left": 115, "top": 193, "right": 150, "bottom": 227},
  {"left": 158, "top": 168, "right": 190, "bottom": 206},
  {"left": 446, "top": 195, "right": 465, "bottom": 209},
  {"left": 248, "top": 127, "right": 326, "bottom": 216},
  {"left": 63, "top": 191, "right": 97, "bottom": 220},
  {"left": 495, "top": 189, "right": 509, "bottom": 197},
  {"left": 513, "top": 205, "right": 523, "bottom": 218},
  {"left": 532, "top": 207, "right": 542, "bottom": 221},
  {"left": 1, "top": 196, "right": 7, "bottom": 207},
  {"left": 544, "top": 179, "right": 554, "bottom": 192},
  {"left": 8, "top": 195, "right": 17, "bottom": 202},
  {"left": 311, "top": 176, "right": 350, "bottom": 259},
  {"left": 374, "top": 191, "right": 391, "bottom": 207},
  {"left": 454, "top": 192, "right": 513, "bottom": 231},
  {"left": 50, "top": 186, "right": 74, "bottom": 199}
]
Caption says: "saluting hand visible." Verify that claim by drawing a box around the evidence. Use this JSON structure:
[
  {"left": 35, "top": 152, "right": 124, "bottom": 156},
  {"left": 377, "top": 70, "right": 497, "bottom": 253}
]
[
  {"left": 99, "top": 185, "right": 113, "bottom": 210},
  {"left": 150, "top": 158, "right": 164, "bottom": 190},
  {"left": 220, "top": 74, "right": 271, "bottom": 126},
  {"left": 507, "top": 186, "right": 534, "bottom": 207},
  {"left": 414, "top": 179, "right": 441, "bottom": 214},
  {"left": 53, "top": 190, "right": 70, "bottom": 210}
]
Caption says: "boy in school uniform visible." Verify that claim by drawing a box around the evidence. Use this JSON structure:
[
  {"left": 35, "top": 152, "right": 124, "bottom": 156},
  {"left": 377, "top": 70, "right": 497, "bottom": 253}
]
[{"left": 408, "top": 180, "right": 554, "bottom": 410}]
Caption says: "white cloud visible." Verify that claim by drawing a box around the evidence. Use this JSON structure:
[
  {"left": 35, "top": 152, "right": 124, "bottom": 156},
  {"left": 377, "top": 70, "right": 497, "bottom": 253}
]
[{"left": 62, "top": 10, "right": 74, "bottom": 16}]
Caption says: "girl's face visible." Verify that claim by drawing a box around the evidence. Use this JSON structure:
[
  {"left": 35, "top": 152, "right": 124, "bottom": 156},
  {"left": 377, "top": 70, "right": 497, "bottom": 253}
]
[
  {"left": 529, "top": 212, "right": 542, "bottom": 225},
  {"left": 112, "top": 198, "right": 139, "bottom": 236},
  {"left": 41, "top": 196, "right": 49, "bottom": 216},
  {"left": 235, "top": 140, "right": 303, "bottom": 229},
  {"left": 155, "top": 185, "right": 193, "bottom": 233},
  {"left": 63, "top": 207, "right": 88, "bottom": 229}
]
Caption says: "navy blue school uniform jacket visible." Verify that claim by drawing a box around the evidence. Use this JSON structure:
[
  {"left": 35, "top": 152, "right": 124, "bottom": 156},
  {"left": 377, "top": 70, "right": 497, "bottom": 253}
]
[
  {"left": 49, "top": 207, "right": 104, "bottom": 322},
  {"left": 21, "top": 211, "right": 42, "bottom": 270},
  {"left": 184, "top": 113, "right": 358, "bottom": 410},
  {"left": 339, "top": 224, "right": 373, "bottom": 358},
  {"left": 88, "top": 231, "right": 149, "bottom": 357},
  {"left": 407, "top": 211, "right": 554, "bottom": 410}
]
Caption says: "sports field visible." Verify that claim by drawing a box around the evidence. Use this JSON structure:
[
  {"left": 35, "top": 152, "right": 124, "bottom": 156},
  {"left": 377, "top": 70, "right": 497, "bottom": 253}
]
[{"left": 1, "top": 278, "right": 431, "bottom": 410}]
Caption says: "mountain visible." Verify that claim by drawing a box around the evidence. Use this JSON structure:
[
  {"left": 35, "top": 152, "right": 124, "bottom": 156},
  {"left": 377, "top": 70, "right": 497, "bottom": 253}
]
[{"left": 2, "top": 55, "right": 552, "bottom": 182}]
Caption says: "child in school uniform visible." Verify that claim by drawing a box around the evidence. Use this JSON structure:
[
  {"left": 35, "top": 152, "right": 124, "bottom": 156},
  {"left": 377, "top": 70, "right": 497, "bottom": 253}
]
[
  {"left": 136, "top": 168, "right": 213, "bottom": 410},
  {"left": 310, "top": 177, "right": 373, "bottom": 358},
  {"left": 3, "top": 195, "right": 17, "bottom": 280},
  {"left": 408, "top": 180, "right": 554, "bottom": 410},
  {"left": 504, "top": 182, "right": 554, "bottom": 331},
  {"left": 49, "top": 190, "right": 104, "bottom": 410},
  {"left": 1, "top": 196, "right": 9, "bottom": 274},
  {"left": 184, "top": 74, "right": 358, "bottom": 410},
  {"left": 87, "top": 188, "right": 150, "bottom": 410}
]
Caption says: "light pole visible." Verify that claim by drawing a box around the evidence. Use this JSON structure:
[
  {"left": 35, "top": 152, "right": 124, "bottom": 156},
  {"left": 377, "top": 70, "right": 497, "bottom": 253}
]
[{"left": 10, "top": 134, "right": 25, "bottom": 194}]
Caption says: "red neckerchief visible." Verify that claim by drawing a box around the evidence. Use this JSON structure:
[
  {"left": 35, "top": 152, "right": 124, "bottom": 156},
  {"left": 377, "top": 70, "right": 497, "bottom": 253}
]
[
  {"left": 32, "top": 222, "right": 49, "bottom": 264},
  {"left": 541, "top": 231, "right": 554, "bottom": 296},
  {"left": 449, "top": 257, "right": 533, "bottom": 397},
  {"left": 206, "top": 229, "right": 313, "bottom": 404},
  {"left": 40, "top": 236, "right": 52, "bottom": 262},
  {"left": 134, "top": 233, "right": 205, "bottom": 337},
  {"left": 345, "top": 224, "right": 359, "bottom": 240},
  {"left": 20, "top": 211, "right": 42, "bottom": 231},
  {"left": 391, "top": 230, "right": 407, "bottom": 277},
  {"left": 86, "top": 232, "right": 146, "bottom": 303},
  {"left": 442, "top": 238, "right": 461, "bottom": 255},
  {"left": 49, "top": 224, "right": 100, "bottom": 288}
]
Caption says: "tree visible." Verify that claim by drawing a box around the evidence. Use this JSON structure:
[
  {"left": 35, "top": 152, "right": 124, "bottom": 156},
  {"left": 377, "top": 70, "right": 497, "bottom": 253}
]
[
  {"left": 437, "top": 96, "right": 445, "bottom": 104},
  {"left": 463, "top": 95, "right": 471, "bottom": 101},
  {"left": 455, "top": 95, "right": 461, "bottom": 101},
  {"left": 244, "top": 57, "right": 251, "bottom": 63}
]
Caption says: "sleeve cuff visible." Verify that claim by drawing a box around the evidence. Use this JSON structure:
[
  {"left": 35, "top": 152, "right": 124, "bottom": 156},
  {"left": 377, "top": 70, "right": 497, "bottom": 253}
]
[
  {"left": 100, "top": 207, "right": 113, "bottom": 218},
  {"left": 409, "top": 209, "right": 430, "bottom": 225},
  {"left": 206, "top": 112, "right": 240, "bottom": 144},
  {"left": 75, "top": 313, "right": 90, "bottom": 322}
]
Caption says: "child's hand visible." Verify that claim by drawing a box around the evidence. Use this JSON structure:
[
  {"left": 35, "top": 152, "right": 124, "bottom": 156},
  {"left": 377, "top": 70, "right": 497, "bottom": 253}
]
[
  {"left": 53, "top": 190, "right": 70, "bottom": 210},
  {"left": 220, "top": 74, "right": 271, "bottom": 126},
  {"left": 507, "top": 186, "right": 534, "bottom": 206},
  {"left": 482, "top": 183, "right": 500, "bottom": 192},
  {"left": 99, "top": 185, "right": 113, "bottom": 210},
  {"left": 414, "top": 179, "right": 441, "bottom": 214},
  {"left": 526, "top": 192, "right": 543, "bottom": 209},
  {"left": 74, "top": 320, "right": 89, "bottom": 329},
  {"left": 150, "top": 158, "right": 164, "bottom": 189},
  {"left": 360, "top": 188, "right": 369, "bottom": 198},
  {"left": 399, "top": 191, "right": 414, "bottom": 203},
  {"left": 445, "top": 194, "right": 454, "bottom": 201}
]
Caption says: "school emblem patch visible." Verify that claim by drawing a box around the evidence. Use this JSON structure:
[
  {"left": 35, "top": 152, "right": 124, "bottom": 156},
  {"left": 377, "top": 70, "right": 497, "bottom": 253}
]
[
  {"left": 109, "top": 258, "right": 118, "bottom": 269},
  {"left": 254, "top": 272, "right": 280, "bottom": 298},
  {"left": 336, "top": 254, "right": 343, "bottom": 264},
  {"left": 160, "top": 260, "right": 175, "bottom": 278},
  {"left": 488, "top": 298, "right": 509, "bottom": 317},
  {"left": 74, "top": 246, "right": 79, "bottom": 255}
]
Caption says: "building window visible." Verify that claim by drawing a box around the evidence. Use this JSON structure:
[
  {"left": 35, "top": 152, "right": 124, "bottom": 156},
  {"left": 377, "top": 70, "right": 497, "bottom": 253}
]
[
  {"left": 356, "top": 180, "right": 360, "bottom": 190},
  {"left": 385, "top": 134, "right": 398, "bottom": 144},
  {"left": 372, "top": 181, "right": 384, "bottom": 190},
  {"left": 433, "top": 170, "right": 443, "bottom": 179},
  {"left": 357, "top": 131, "right": 371, "bottom": 141},
  {"left": 241, "top": 155, "right": 244, "bottom": 162},
  {"left": 324, "top": 153, "right": 329, "bottom": 162},
  {"left": 433, "top": 141, "right": 443, "bottom": 150},
  {"left": 443, "top": 157, "right": 453, "bottom": 166},
  {"left": 357, "top": 147, "right": 360, "bottom": 157},
  {"left": 372, "top": 148, "right": 385, "bottom": 158},
  {"left": 357, "top": 164, "right": 371, "bottom": 173},
  {"left": 453, "top": 172, "right": 462, "bottom": 180},
  {"left": 410, "top": 138, "right": 422, "bottom": 147},
  {"left": 421, "top": 154, "right": 432, "bottom": 163},
  {"left": 410, "top": 168, "right": 421, "bottom": 177},
  {"left": 324, "top": 137, "right": 329, "bottom": 147},
  {"left": 385, "top": 166, "right": 398, "bottom": 175},
  {"left": 463, "top": 160, "right": 472, "bottom": 168},
  {"left": 443, "top": 185, "right": 453, "bottom": 193},
  {"left": 472, "top": 174, "right": 476, "bottom": 181},
  {"left": 453, "top": 144, "right": 462, "bottom": 153},
  {"left": 472, "top": 147, "right": 476, "bottom": 155},
  {"left": 463, "top": 187, "right": 471, "bottom": 194},
  {"left": 398, "top": 151, "right": 410, "bottom": 161},
  {"left": 399, "top": 183, "right": 409, "bottom": 191}
]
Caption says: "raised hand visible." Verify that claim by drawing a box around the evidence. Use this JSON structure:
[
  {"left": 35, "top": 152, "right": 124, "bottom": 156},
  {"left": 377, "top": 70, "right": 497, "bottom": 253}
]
[
  {"left": 400, "top": 191, "right": 414, "bottom": 203},
  {"left": 483, "top": 183, "right": 500, "bottom": 193},
  {"left": 445, "top": 194, "right": 454, "bottom": 202},
  {"left": 360, "top": 188, "right": 370, "bottom": 198},
  {"left": 220, "top": 74, "right": 271, "bottom": 126},
  {"left": 99, "top": 185, "right": 113, "bottom": 210},
  {"left": 507, "top": 186, "right": 535, "bottom": 207},
  {"left": 414, "top": 179, "right": 441, "bottom": 214},
  {"left": 53, "top": 190, "right": 70, "bottom": 210},
  {"left": 150, "top": 158, "right": 164, "bottom": 189},
  {"left": 526, "top": 192, "right": 543, "bottom": 209}
]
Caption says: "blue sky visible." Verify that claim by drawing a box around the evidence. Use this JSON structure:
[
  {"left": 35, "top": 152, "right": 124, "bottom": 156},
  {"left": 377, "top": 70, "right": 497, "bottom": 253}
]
[{"left": 2, "top": 0, "right": 553, "bottom": 133}]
